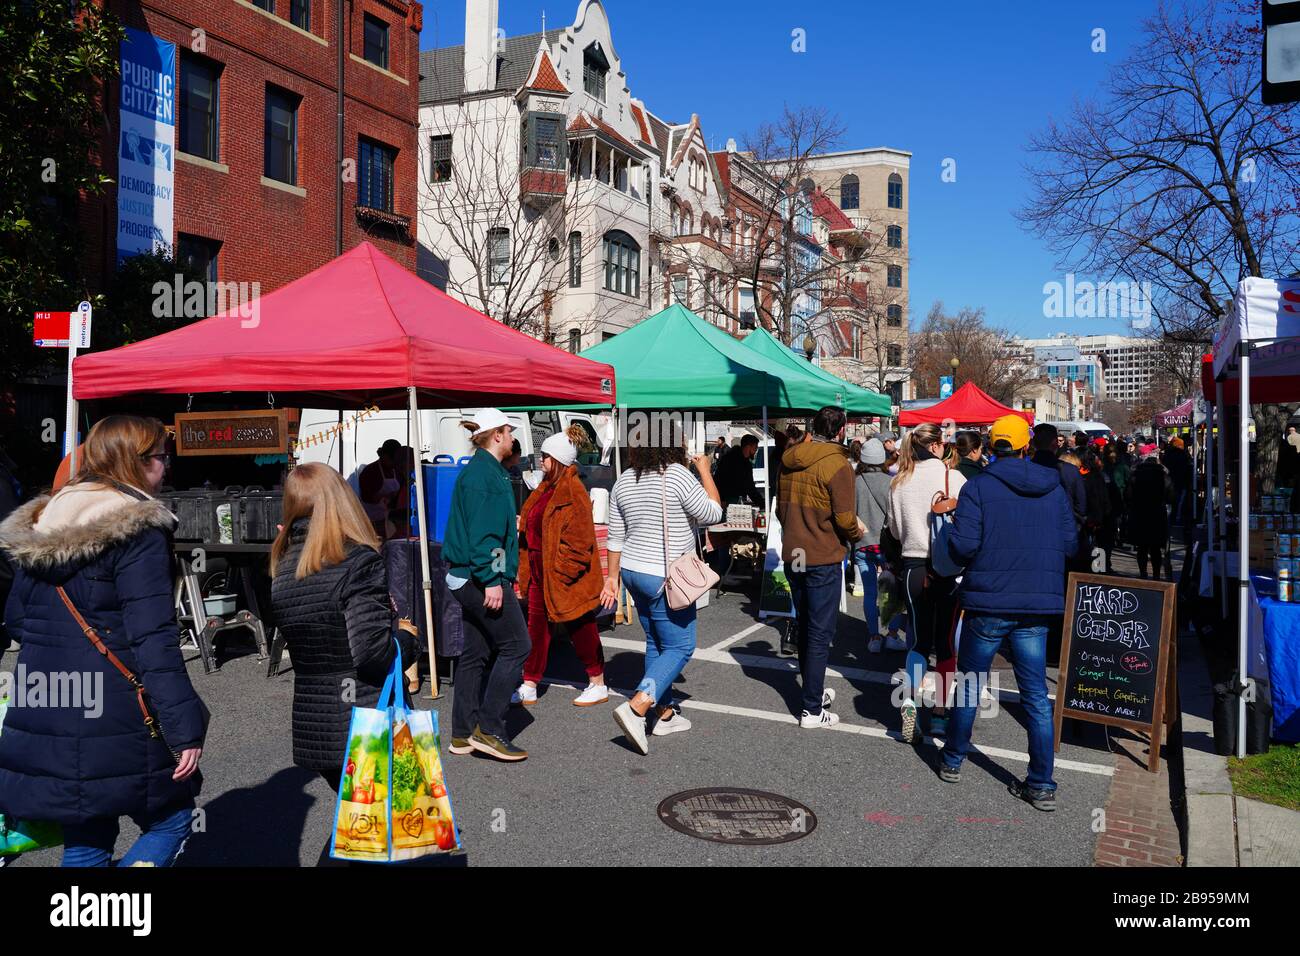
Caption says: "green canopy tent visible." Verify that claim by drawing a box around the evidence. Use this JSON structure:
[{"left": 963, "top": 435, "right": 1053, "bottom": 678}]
[
  {"left": 513, "top": 304, "right": 856, "bottom": 521},
  {"left": 740, "top": 325, "right": 892, "bottom": 417}
]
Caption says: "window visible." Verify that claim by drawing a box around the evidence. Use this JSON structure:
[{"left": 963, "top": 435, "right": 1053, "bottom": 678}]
[
  {"left": 738, "top": 287, "right": 756, "bottom": 327},
  {"left": 264, "top": 85, "right": 299, "bottom": 184},
  {"left": 249, "top": 0, "right": 272, "bottom": 10},
  {"left": 179, "top": 54, "right": 220, "bottom": 162},
  {"left": 671, "top": 275, "right": 687, "bottom": 305},
  {"left": 487, "top": 228, "right": 510, "bottom": 285},
  {"left": 887, "top": 224, "right": 902, "bottom": 249},
  {"left": 887, "top": 344, "right": 902, "bottom": 366},
  {"left": 178, "top": 233, "right": 221, "bottom": 284},
  {"left": 523, "top": 113, "right": 564, "bottom": 169},
  {"left": 888, "top": 172, "right": 903, "bottom": 209},
  {"left": 568, "top": 329, "right": 581, "bottom": 353},
  {"left": 568, "top": 232, "right": 582, "bottom": 287},
  {"left": 887, "top": 264, "right": 902, "bottom": 288},
  {"left": 547, "top": 237, "right": 560, "bottom": 262},
  {"left": 290, "top": 0, "right": 309, "bottom": 30},
  {"left": 363, "top": 14, "right": 389, "bottom": 70},
  {"left": 887, "top": 304, "right": 902, "bottom": 327},
  {"left": 429, "top": 134, "right": 452, "bottom": 182},
  {"left": 602, "top": 230, "right": 640, "bottom": 297},
  {"left": 583, "top": 42, "right": 609, "bottom": 100},
  {"left": 840, "top": 174, "right": 859, "bottom": 210},
  {"left": 358, "top": 137, "right": 396, "bottom": 211}
]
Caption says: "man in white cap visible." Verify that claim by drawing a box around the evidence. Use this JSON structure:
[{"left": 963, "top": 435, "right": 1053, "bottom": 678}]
[{"left": 443, "top": 409, "right": 532, "bottom": 761}]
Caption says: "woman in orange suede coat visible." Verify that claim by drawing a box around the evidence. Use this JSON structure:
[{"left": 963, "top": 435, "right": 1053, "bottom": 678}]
[{"left": 512, "top": 432, "right": 607, "bottom": 708}]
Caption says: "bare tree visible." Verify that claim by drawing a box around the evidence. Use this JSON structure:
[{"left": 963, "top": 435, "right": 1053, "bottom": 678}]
[
  {"left": 417, "top": 98, "right": 624, "bottom": 342},
  {"left": 909, "top": 302, "right": 1027, "bottom": 404},
  {"left": 823, "top": 278, "right": 907, "bottom": 396},
  {"left": 1018, "top": 0, "right": 1300, "bottom": 485}
]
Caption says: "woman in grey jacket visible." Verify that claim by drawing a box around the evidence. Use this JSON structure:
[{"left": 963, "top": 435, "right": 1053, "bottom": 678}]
[{"left": 852, "top": 438, "right": 900, "bottom": 653}]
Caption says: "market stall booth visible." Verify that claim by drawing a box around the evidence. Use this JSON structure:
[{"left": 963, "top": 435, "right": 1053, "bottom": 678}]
[
  {"left": 73, "top": 242, "right": 617, "bottom": 691},
  {"left": 1209, "top": 276, "right": 1300, "bottom": 750},
  {"left": 897, "top": 381, "right": 1033, "bottom": 428}
]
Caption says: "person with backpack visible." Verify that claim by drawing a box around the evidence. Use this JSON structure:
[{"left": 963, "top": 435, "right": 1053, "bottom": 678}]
[{"left": 937, "top": 415, "right": 1077, "bottom": 811}]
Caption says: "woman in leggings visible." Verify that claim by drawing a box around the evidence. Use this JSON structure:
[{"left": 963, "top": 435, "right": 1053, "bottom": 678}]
[{"left": 887, "top": 424, "right": 966, "bottom": 742}]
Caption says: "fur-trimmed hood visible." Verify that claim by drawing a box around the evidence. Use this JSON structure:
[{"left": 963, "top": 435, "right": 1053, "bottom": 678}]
[{"left": 0, "top": 484, "right": 177, "bottom": 575}]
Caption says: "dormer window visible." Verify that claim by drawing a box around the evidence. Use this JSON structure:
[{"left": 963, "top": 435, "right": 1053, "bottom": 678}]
[{"left": 583, "top": 42, "right": 609, "bottom": 101}]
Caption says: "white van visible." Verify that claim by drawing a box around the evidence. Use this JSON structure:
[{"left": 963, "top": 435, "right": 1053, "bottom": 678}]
[
  {"left": 295, "top": 407, "right": 607, "bottom": 486},
  {"left": 1043, "top": 420, "right": 1113, "bottom": 441}
]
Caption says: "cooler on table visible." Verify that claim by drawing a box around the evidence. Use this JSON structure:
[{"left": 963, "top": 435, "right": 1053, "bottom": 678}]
[{"left": 421, "top": 456, "right": 472, "bottom": 543}]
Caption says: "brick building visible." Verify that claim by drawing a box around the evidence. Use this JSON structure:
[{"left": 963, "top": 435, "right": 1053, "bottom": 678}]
[{"left": 82, "top": 0, "right": 421, "bottom": 296}]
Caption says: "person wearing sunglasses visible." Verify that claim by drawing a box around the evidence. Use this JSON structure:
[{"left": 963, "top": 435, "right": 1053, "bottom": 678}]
[{"left": 0, "top": 415, "right": 207, "bottom": 866}]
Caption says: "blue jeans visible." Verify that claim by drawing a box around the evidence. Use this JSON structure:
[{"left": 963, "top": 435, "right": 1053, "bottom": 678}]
[
  {"left": 941, "top": 613, "right": 1057, "bottom": 792},
  {"left": 62, "top": 802, "right": 195, "bottom": 867},
  {"left": 852, "top": 548, "right": 880, "bottom": 635},
  {"left": 622, "top": 568, "right": 697, "bottom": 708},
  {"left": 787, "top": 563, "right": 841, "bottom": 715}
]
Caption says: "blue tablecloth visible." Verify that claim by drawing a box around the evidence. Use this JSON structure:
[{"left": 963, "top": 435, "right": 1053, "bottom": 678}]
[{"left": 1250, "top": 575, "right": 1300, "bottom": 743}]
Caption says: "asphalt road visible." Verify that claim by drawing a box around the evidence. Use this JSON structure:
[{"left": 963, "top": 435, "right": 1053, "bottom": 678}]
[{"left": 8, "top": 567, "right": 1124, "bottom": 867}]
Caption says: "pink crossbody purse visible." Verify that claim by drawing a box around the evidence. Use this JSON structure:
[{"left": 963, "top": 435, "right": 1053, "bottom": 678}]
[{"left": 659, "top": 468, "right": 719, "bottom": 610}]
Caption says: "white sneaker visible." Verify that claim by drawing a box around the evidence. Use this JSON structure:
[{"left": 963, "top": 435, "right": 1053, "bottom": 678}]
[
  {"left": 651, "top": 708, "right": 692, "bottom": 736},
  {"left": 884, "top": 632, "right": 908, "bottom": 652},
  {"left": 899, "top": 698, "right": 919, "bottom": 743},
  {"left": 573, "top": 683, "right": 609, "bottom": 707},
  {"left": 868, "top": 636, "right": 883, "bottom": 654},
  {"left": 800, "top": 709, "right": 840, "bottom": 728},
  {"left": 821, "top": 687, "right": 836, "bottom": 710},
  {"left": 613, "top": 701, "right": 649, "bottom": 754},
  {"left": 510, "top": 683, "right": 537, "bottom": 706}
]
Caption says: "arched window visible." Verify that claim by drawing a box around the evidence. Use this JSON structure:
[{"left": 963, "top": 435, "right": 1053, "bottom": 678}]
[
  {"left": 603, "top": 230, "right": 640, "bottom": 297},
  {"left": 840, "top": 174, "right": 859, "bottom": 210},
  {"left": 887, "top": 172, "right": 903, "bottom": 210},
  {"left": 798, "top": 177, "right": 815, "bottom": 194},
  {"left": 887, "top": 224, "right": 902, "bottom": 248},
  {"left": 568, "top": 328, "right": 581, "bottom": 353},
  {"left": 886, "top": 304, "right": 902, "bottom": 327}
]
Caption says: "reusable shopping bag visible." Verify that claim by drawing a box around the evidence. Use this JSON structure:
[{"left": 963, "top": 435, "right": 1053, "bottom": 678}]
[{"left": 330, "top": 644, "right": 460, "bottom": 863}]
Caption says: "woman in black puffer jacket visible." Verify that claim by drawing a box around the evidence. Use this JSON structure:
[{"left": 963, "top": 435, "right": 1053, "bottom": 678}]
[{"left": 269, "top": 463, "right": 416, "bottom": 792}]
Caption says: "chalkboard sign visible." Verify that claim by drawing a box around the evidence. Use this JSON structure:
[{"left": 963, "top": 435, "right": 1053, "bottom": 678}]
[
  {"left": 1053, "top": 572, "right": 1176, "bottom": 773},
  {"left": 175, "top": 409, "right": 289, "bottom": 456}
]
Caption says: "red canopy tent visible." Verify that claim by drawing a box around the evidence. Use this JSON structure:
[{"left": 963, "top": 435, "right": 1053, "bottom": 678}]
[
  {"left": 73, "top": 241, "right": 616, "bottom": 408},
  {"left": 71, "top": 241, "right": 616, "bottom": 695},
  {"left": 897, "top": 381, "right": 1033, "bottom": 427},
  {"left": 1201, "top": 351, "right": 1300, "bottom": 407}
]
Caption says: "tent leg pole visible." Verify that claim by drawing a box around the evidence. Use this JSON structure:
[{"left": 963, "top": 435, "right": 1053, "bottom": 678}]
[
  {"left": 1236, "top": 350, "right": 1250, "bottom": 759},
  {"left": 409, "top": 386, "right": 439, "bottom": 700},
  {"left": 1217, "top": 382, "right": 1227, "bottom": 621},
  {"left": 612, "top": 405, "right": 621, "bottom": 475},
  {"left": 762, "top": 405, "right": 770, "bottom": 530}
]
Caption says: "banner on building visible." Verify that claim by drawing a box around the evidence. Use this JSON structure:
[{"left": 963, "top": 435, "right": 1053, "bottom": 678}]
[{"left": 117, "top": 27, "right": 176, "bottom": 264}]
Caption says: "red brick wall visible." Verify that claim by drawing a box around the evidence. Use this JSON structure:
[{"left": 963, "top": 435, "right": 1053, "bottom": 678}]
[{"left": 82, "top": 0, "right": 419, "bottom": 295}]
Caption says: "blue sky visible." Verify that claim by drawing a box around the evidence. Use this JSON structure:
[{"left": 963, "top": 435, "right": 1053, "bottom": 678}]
[{"left": 420, "top": 0, "right": 1158, "bottom": 339}]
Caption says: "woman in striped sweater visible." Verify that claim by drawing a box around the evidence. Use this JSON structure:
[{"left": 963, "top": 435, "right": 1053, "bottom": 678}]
[{"left": 600, "top": 436, "right": 723, "bottom": 755}]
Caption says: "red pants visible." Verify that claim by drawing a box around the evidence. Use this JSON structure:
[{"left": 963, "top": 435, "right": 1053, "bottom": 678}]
[{"left": 523, "top": 553, "right": 604, "bottom": 685}]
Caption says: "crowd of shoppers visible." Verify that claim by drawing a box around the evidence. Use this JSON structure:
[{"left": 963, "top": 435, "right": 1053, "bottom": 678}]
[{"left": 0, "top": 404, "right": 1203, "bottom": 866}]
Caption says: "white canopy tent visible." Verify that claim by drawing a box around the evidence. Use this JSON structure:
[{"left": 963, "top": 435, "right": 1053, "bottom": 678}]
[{"left": 1211, "top": 276, "right": 1300, "bottom": 756}]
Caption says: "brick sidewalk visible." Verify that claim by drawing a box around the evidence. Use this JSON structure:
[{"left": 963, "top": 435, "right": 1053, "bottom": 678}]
[{"left": 1090, "top": 542, "right": 1184, "bottom": 867}]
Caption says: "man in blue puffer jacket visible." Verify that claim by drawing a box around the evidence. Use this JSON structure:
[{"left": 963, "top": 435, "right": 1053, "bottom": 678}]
[{"left": 937, "top": 414, "right": 1076, "bottom": 812}]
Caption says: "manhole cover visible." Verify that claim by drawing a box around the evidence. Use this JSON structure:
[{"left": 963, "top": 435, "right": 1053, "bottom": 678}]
[{"left": 657, "top": 788, "right": 816, "bottom": 845}]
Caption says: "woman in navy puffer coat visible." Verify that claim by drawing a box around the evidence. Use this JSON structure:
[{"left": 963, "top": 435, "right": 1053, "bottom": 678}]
[{"left": 0, "top": 416, "right": 206, "bottom": 866}]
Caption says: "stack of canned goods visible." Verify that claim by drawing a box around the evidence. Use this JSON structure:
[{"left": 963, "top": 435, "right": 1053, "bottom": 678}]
[{"left": 1275, "top": 534, "right": 1295, "bottom": 601}]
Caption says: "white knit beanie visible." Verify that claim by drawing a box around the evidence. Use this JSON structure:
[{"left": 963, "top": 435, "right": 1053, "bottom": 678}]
[{"left": 540, "top": 433, "right": 578, "bottom": 466}]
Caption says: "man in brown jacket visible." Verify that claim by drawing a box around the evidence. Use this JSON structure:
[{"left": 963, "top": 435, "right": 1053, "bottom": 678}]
[{"left": 777, "top": 406, "right": 863, "bottom": 728}]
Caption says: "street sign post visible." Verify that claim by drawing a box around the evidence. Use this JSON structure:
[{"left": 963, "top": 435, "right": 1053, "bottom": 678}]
[
  {"left": 1263, "top": 0, "right": 1300, "bottom": 105},
  {"left": 35, "top": 304, "right": 91, "bottom": 474}
]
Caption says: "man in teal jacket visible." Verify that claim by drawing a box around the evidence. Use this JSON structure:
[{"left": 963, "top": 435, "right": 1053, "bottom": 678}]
[{"left": 443, "top": 410, "right": 530, "bottom": 762}]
